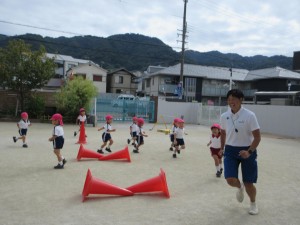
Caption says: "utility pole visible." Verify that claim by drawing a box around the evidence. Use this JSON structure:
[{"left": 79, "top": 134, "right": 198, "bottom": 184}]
[
  {"left": 229, "top": 67, "right": 233, "bottom": 90},
  {"left": 178, "top": 0, "right": 188, "bottom": 99}
]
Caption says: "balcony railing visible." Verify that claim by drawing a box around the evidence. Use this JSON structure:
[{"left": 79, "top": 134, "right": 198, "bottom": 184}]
[
  {"left": 159, "top": 84, "right": 177, "bottom": 94},
  {"left": 202, "top": 87, "right": 257, "bottom": 97}
]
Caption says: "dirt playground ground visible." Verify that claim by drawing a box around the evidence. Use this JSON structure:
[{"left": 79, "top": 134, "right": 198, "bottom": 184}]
[{"left": 0, "top": 121, "right": 299, "bottom": 225}]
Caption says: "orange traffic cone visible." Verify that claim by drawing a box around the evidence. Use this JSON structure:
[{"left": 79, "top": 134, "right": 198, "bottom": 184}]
[
  {"left": 77, "top": 144, "right": 103, "bottom": 161},
  {"left": 76, "top": 122, "right": 87, "bottom": 144},
  {"left": 99, "top": 146, "right": 131, "bottom": 162},
  {"left": 82, "top": 169, "right": 134, "bottom": 202},
  {"left": 126, "top": 169, "right": 170, "bottom": 198}
]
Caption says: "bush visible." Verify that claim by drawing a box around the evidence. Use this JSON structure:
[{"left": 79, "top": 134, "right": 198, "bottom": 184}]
[{"left": 25, "top": 94, "right": 45, "bottom": 118}]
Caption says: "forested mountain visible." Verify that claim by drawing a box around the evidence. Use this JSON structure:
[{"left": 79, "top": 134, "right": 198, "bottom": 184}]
[{"left": 0, "top": 33, "right": 293, "bottom": 71}]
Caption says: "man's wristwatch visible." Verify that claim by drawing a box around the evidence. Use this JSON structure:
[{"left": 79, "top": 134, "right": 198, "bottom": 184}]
[{"left": 248, "top": 149, "right": 255, "bottom": 154}]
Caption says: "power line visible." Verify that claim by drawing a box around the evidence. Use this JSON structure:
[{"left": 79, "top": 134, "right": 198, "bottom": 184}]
[{"left": 0, "top": 20, "right": 181, "bottom": 50}]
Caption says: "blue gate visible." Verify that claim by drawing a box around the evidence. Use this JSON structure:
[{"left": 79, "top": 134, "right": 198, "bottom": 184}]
[{"left": 95, "top": 95, "right": 155, "bottom": 123}]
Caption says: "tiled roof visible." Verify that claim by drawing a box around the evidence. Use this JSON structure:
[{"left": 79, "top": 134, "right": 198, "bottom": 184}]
[
  {"left": 150, "top": 63, "right": 248, "bottom": 81},
  {"left": 149, "top": 64, "right": 300, "bottom": 81},
  {"left": 46, "top": 53, "right": 90, "bottom": 64},
  {"left": 244, "top": 67, "right": 300, "bottom": 80}
]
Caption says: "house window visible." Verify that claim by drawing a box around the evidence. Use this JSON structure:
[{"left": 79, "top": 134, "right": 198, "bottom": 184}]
[
  {"left": 93, "top": 75, "right": 102, "bottom": 82},
  {"left": 146, "top": 79, "right": 150, "bottom": 88},
  {"left": 75, "top": 73, "right": 86, "bottom": 79},
  {"left": 115, "top": 75, "right": 123, "bottom": 84},
  {"left": 152, "top": 78, "right": 154, "bottom": 85}
]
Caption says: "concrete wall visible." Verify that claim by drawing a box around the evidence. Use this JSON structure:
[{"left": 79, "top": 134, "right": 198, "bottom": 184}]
[
  {"left": 157, "top": 99, "right": 200, "bottom": 124},
  {"left": 157, "top": 99, "right": 300, "bottom": 138},
  {"left": 244, "top": 104, "right": 300, "bottom": 138}
]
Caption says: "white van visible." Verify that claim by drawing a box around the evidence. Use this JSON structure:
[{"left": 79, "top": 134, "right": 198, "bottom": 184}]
[{"left": 111, "top": 94, "right": 138, "bottom": 107}]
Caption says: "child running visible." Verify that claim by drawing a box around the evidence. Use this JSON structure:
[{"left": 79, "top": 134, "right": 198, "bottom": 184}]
[
  {"left": 13, "top": 112, "right": 31, "bottom": 148},
  {"left": 133, "top": 118, "right": 148, "bottom": 153},
  {"left": 173, "top": 118, "right": 186, "bottom": 158},
  {"left": 74, "top": 108, "right": 86, "bottom": 137},
  {"left": 169, "top": 118, "right": 179, "bottom": 151},
  {"left": 97, "top": 114, "right": 116, "bottom": 154},
  {"left": 127, "top": 116, "right": 138, "bottom": 146},
  {"left": 207, "top": 123, "right": 223, "bottom": 177},
  {"left": 48, "top": 113, "right": 66, "bottom": 169}
]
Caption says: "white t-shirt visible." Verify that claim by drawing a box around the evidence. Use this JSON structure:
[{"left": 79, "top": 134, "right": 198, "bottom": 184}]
[
  {"left": 220, "top": 106, "right": 260, "bottom": 147},
  {"left": 18, "top": 119, "right": 30, "bottom": 129},
  {"left": 130, "top": 123, "right": 138, "bottom": 133},
  {"left": 210, "top": 135, "right": 221, "bottom": 148},
  {"left": 174, "top": 127, "right": 185, "bottom": 139},
  {"left": 53, "top": 125, "right": 64, "bottom": 137},
  {"left": 103, "top": 123, "right": 112, "bottom": 134},
  {"left": 77, "top": 115, "right": 86, "bottom": 122}
]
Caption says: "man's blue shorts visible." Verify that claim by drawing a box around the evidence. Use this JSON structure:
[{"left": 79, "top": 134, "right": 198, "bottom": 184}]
[{"left": 224, "top": 145, "right": 258, "bottom": 183}]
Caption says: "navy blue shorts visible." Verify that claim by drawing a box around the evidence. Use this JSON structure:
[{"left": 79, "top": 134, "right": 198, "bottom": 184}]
[
  {"left": 53, "top": 136, "right": 64, "bottom": 149},
  {"left": 19, "top": 129, "right": 27, "bottom": 136},
  {"left": 224, "top": 145, "right": 258, "bottom": 183},
  {"left": 102, "top": 133, "right": 112, "bottom": 142},
  {"left": 131, "top": 131, "right": 137, "bottom": 138},
  {"left": 137, "top": 135, "right": 144, "bottom": 145},
  {"left": 175, "top": 138, "right": 184, "bottom": 146},
  {"left": 170, "top": 134, "right": 174, "bottom": 142}
]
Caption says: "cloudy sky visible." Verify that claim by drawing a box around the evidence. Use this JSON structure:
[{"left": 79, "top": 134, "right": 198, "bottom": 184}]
[{"left": 1, "top": 0, "right": 299, "bottom": 57}]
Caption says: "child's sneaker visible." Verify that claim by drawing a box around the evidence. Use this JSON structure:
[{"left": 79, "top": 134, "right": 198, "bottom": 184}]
[
  {"left": 133, "top": 149, "right": 139, "bottom": 153},
  {"left": 105, "top": 147, "right": 112, "bottom": 153},
  {"left": 54, "top": 164, "right": 64, "bottom": 169},
  {"left": 220, "top": 168, "right": 223, "bottom": 174},
  {"left": 62, "top": 159, "right": 67, "bottom": 165},
  {"left": 177, "top": 150, "right": 181, "bottom": 154},
  {"left": 127, "top": 139, "right": 131, "bottom": 144},
  {"left": 216, "top": 171, "right": 221, "bottom": 177},
  {"left": 173, "top": 153, "right": 177, "bottom": 158},
  {"left": 97, "top": 149, "right": 104, "bottom": 154},
  {"left": 22, "top": 144, "right": 28, "bottom": 148},
  {"left": 13, "top": 136, "right": 17, "bottom": 143},
  {"left": 169, "top": 147, "right": 173, "bottom": 151},
  {"left": 74, "top": 131, "right": 77, "bottom": 137}
]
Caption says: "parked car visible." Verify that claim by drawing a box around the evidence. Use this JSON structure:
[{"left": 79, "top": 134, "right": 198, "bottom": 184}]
[{"left": 111, "top": 94, "right": 138, "bottom": 107}]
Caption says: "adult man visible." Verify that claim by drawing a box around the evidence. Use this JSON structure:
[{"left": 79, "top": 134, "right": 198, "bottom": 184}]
[{"left": 220, "top": 89, "right": 261, "bottom": 215}]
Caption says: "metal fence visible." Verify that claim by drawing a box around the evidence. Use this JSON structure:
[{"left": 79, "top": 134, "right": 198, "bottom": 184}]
[
  {"left": 198, "top": 105, "right": 228, "bottom": 126},
  {"left": 93, "top": 95, "right": 155, "bottom": 123}
]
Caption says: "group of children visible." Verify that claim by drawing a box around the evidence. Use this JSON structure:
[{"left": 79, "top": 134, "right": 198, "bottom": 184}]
[
  {"left": 12, "top": 108, "right": 223, "bottom": 177},
  {"left": 127, "top": 116, "right": 148, "bottom": 153}
]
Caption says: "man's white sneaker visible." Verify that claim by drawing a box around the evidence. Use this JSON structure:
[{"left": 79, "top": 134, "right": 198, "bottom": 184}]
[
  {"left": 248, "top": 202, "right": 258, "bottom": 215},
  {"left": 236, "top": 183, "right": 244, "bottom": 203}
]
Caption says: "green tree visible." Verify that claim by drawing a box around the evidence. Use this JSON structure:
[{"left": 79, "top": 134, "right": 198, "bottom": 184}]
[
  {"left": 55, "top": 76, "right": 97, "bottom": 120},
  {"left": 0, "top": 39, "right": 55, "bottom": 111}
]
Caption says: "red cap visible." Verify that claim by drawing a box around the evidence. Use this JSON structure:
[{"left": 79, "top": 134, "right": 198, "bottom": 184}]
[
  {"left": 137, "top": 118, "right": 144, "bottom": 125},
  {"left": 79, "top": 108, "right": 85, "bottom": 112},
  {"left": 51, "top": 113, "right": 63, "bottom": 126},
  {"left": 177, "top": 119, "right": 184, "bottom": 123},
  {"left": 174, "top": 118, "right": 180, "bottom": 123},
  {"left": 132, "top": 116, "right": 138, "bottom": 121},
  {"left": 105, "top": 114, "right": 113, "bottom": 121},
  {"left": 211, "top": 123, "right": 221, "bottom": 130},
  {"left": 21, "top": 112, "right": 28, "bottom": 119}
]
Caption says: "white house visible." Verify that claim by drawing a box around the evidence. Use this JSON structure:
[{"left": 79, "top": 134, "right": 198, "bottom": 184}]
[{"left": 67, "top": 63, "right": 107, "bottom": 93}]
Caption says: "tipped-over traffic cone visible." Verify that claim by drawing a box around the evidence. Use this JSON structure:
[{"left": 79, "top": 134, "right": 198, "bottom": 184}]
[
  {"left": 82, "top": 169, "right": 134, "bottom": 202},
  {"left": 76, "top": 122, "right": 87, "bottom": 144},
  {"left": 99, "top": 146, "right": 131, "bottom": 162},
  {"left": 77, "top": 144, "right": 103, "bottom": 161},
  {"left": 126, "top": 168, "right": 170, "bottom": 198}
]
